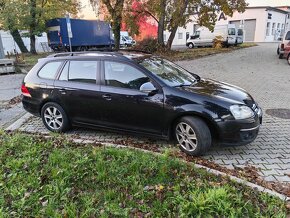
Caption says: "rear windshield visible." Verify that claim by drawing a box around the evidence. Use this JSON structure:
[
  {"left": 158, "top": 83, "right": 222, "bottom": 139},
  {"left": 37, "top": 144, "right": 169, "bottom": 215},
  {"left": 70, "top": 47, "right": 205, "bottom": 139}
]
[{"left": 285, "top": 31, "right": 290, "bottom": 40}]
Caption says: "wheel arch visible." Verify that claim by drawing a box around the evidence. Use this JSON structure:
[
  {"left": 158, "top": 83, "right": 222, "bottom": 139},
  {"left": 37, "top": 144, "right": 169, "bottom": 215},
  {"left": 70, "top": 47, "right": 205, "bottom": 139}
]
[
  {"left": 168, "top": 112, "right": 220, "bottom": 142},
  {"left": 39, "top": 98, "right": 69, "bottom": 117}
]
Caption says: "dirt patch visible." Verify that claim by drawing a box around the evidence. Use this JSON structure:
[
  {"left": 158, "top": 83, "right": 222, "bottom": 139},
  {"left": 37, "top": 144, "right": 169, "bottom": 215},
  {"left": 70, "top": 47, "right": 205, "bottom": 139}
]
[
  {"left": 5, "top": 95, "right": 22, "bottom": 109},
  {"left": 266, "top": 109, "right": 290, "bottom": 119}
]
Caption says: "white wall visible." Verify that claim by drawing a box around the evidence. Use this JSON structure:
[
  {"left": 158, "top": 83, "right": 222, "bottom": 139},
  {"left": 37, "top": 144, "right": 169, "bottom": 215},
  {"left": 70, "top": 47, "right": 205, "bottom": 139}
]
[
  {"left": 165, "top": 7, "right": 288, "bottom": 46},
  {"left": 264, "top": 10, "right": 287, "bottom": 41},
  {"left": 0, "top": 31, "right": 50, "bottom": 54}
]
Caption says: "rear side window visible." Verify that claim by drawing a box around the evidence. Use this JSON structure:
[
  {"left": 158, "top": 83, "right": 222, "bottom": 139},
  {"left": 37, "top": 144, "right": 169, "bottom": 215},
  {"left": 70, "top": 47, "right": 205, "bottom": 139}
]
[
  {"left": 59, "top": 61, "right": 97, "bottom": 84},
  {"left": 38, "top": 61, "right": 62, "bottom": 79}
]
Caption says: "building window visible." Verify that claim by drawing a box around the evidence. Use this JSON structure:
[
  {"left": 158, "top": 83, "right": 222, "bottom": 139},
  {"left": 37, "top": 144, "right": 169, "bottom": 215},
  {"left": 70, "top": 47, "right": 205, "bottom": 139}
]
[
  {"left": 178, "top": 33, "right": 183, "bottom": 39},
  {"left": 272, "top": 23, "right": 276, "bottom": 35},
  {"left": 266, "top": 22, "right": 270, "bottom": 36}
]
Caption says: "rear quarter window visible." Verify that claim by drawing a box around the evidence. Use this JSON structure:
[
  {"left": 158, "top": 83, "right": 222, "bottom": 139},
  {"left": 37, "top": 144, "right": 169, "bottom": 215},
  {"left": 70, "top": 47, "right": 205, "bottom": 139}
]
[{"left": 38, "top": 61, "right": 62, "bottom": 79}]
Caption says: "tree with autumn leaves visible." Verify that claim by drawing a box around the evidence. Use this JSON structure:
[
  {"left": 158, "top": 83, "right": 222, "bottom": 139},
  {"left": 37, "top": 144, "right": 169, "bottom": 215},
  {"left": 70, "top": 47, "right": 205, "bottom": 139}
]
[{"left": 90, "top": 0, "right": 247, "bottom": 50}]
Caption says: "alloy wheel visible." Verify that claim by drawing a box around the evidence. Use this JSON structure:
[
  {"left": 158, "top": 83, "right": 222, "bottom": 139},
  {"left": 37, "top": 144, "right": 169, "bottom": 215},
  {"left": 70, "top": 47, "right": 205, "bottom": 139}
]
[
  {"left": 44, "top": 106, "right": 63, "bottom": 130},
  {"left": 176, "top": 122, "right": 198, "bottom": 151}
]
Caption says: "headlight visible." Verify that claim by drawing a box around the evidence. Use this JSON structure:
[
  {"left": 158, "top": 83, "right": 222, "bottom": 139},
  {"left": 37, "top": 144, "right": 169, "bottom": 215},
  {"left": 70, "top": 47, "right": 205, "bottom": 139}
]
[{"left": 230, "top": 105, "right": 254, "bottom": 120}]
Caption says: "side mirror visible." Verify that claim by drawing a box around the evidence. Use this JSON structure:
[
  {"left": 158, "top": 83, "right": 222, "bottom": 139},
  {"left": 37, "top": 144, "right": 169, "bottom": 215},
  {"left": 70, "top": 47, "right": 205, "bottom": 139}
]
[{"left": 140, "top": 82, "right": 158, "bottom": 95}]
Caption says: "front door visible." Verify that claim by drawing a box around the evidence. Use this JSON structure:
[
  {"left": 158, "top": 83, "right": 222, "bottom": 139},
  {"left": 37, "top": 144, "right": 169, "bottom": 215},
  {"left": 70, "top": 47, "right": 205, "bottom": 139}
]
[{"left": 99, "top": 60, "right": 164, "bottom": 134}]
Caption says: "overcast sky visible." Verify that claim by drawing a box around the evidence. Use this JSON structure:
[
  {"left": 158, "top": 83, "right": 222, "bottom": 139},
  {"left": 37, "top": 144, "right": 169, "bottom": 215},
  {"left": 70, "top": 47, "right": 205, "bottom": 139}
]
[{"left": 79, "top": 0, "right": 290, "bottom": 19}]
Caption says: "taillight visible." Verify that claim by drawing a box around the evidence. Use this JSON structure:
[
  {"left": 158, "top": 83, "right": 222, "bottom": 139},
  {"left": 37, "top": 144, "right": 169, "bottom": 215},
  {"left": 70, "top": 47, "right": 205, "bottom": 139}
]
[
  {"left": 21, "top": 84, "right": 31, "bottom": 97},
  {"left": 281, "top": 43, "right": 285, "bottom": 50}
]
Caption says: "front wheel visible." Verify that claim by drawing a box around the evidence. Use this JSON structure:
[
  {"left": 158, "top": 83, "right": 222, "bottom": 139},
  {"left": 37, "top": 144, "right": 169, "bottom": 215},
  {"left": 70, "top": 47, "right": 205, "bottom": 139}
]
[
  {"left": 175, "top": 116, "right": 212, "bottom": 156},
  {"left": 188, "top": 43, "right": 194, "bottom": 49},
  {"left": 41, "top": 102, "right": 70, "bottom": 133}
]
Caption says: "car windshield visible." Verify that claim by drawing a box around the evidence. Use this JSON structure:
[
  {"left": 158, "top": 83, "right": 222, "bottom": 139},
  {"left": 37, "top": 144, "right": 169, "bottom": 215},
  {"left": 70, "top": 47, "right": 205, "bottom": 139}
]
[{"left": 139, "top": 57, "right": 197, "bottom": 87}]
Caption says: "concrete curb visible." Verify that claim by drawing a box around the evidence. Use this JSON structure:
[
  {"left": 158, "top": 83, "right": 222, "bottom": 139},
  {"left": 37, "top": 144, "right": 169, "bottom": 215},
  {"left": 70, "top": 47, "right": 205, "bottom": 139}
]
[
  {"left": 7, "top": 114, "right": 290, "bottom": 202},
  {"left": 5, "top": 113, "right": 32, "bottom": 131}
]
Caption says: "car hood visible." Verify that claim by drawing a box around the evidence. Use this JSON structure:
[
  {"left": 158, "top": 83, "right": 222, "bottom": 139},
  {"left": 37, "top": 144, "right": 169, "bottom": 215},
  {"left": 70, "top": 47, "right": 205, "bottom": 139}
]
[{"left": 179, "top": 79, "right": 255, "bottom": 106}]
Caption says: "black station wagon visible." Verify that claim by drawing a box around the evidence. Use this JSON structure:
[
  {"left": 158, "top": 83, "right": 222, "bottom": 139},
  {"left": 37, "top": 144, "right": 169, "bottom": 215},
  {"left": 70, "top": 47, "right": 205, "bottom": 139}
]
[{"left": 22, "top": 51, "right": 263, "bottom": 156}]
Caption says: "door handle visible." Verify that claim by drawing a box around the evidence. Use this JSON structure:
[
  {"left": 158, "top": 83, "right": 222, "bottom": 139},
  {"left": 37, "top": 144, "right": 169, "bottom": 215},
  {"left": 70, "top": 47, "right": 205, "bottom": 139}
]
[
  {"left": 59, "top": 88, "right": 67, "bottom": 95},
  {"left": 102, "top": 94, "right": 112, "bottom": 101}
]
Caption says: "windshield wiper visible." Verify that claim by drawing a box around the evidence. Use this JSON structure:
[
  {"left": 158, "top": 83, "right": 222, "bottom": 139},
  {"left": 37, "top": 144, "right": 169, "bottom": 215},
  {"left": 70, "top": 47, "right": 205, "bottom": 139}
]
[{"left": 173, "top": 83, "right": 192, "bottom": 88}]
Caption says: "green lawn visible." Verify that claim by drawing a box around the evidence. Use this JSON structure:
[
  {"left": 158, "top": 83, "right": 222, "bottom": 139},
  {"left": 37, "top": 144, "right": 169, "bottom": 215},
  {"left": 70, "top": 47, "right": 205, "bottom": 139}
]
[{"left": 0, "top": 131, "right": 287, "bottom": 217}]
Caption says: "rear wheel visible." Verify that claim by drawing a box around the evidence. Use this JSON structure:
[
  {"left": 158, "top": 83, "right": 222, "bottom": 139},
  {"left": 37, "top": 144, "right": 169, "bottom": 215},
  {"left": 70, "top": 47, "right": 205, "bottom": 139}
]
[
  {"left": 279, "top": 53, "right": 284, "bottom": 59},
  {"left": 175, "top": 116, "right": 212, "bottom": 156},
  {"left": 188, "top": 43, "right": 194, "bottom": 49},
  {"left": 41, "top": 102, "right": 70, "bottom": 133}
]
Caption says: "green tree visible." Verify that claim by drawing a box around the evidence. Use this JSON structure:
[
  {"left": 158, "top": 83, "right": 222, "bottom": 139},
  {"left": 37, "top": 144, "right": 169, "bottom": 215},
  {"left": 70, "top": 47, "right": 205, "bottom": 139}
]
[
  {"left": 0, "top": 0, "right": 81, "bottom": 54},
  {"left": 0, "top": 0, "right": 29, "bottom": 53}
]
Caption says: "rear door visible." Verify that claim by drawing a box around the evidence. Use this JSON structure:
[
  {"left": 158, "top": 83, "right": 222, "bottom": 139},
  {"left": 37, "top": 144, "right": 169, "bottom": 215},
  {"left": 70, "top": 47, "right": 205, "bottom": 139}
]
[
  {"left": 54, "top": 59, "right": 103, "bottom": 125},
  {"left": 98, "top": 60, "right": 165, "bottom": 134}
]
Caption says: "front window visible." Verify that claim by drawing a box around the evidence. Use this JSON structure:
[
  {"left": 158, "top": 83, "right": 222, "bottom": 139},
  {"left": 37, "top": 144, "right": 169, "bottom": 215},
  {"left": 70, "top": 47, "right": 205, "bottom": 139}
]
[
  {"left": 228, "top": 28, "right": 236, "bottom": 35},
  {"left": 104, "top": 61, "right": 150, "bottom": 90},
  {"left": 139, "top": 57, "right": 197, "bottom": 87}
]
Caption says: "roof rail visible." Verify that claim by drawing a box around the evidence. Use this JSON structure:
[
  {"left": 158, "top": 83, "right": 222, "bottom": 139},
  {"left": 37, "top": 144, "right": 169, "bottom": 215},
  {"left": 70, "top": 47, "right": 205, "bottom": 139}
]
[{"left": 46, "top": 48, "right": 152, "bottom": 58}]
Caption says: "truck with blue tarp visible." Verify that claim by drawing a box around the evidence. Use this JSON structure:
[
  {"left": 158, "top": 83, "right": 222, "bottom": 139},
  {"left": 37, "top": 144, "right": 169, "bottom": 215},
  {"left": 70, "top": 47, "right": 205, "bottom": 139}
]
[{"left": 46, "top": 18, "right": 114, "bottom": 51}]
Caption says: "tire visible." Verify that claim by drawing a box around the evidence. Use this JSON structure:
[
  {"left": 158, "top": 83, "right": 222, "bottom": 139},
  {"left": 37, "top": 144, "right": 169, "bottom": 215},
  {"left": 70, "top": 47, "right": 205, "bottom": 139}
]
[
  {"left": 287, "top": 54, "right": 290, "bottom": 66},
  {"left": 41, "top": 102, "right": 70, "bottom": 133},
  {"left": 175, "top": 116, "right": 212, "bottom": 156},
  {"left": 277, "top": 47, "right": 280, "bottom": 55},
  {"left": 279, "top": 53, "right": 284, "bottom": 59},
  {"left": 188, "top": 43, "right": 194, "bottom": 49}
]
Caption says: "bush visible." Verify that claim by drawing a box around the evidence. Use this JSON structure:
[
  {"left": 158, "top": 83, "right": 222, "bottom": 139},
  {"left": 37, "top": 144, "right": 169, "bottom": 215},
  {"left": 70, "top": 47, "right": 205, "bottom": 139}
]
[{"left": 134, "top": 38, "right": 161, "bottom": 53}]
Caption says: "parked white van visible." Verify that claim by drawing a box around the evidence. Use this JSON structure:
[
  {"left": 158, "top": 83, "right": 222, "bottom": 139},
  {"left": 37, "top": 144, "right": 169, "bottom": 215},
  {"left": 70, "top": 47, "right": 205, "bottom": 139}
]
[
  {"left": 186, "top": 24, "right": 237, "bottom": 48},
  {"left": 120, "top": 31, "right": 135, "bottom": 47}
]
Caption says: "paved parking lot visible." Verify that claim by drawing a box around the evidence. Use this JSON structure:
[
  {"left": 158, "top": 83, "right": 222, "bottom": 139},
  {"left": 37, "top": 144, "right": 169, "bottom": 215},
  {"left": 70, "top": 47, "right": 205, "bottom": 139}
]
[{"left": 18, "top": 43, "right": 290, "bottom": 183}]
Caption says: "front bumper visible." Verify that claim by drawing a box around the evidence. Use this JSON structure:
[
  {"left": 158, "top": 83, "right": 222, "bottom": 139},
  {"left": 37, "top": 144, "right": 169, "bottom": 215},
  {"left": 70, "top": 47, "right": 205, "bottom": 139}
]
[{"left": 216, "top": 107, "right": 262, "bottom": 146}]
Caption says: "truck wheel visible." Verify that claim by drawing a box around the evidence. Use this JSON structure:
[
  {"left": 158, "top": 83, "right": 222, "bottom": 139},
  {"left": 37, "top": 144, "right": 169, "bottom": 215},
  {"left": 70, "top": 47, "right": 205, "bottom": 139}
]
[
  {"left": 279, "top": 53, "right": 284, "bottom": 59},
  {"left": 188, "top": 43, "right": 194, "bottom": 49},
  {"left": 175, "top": 116, "right": 212, "bottom": 156}
]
